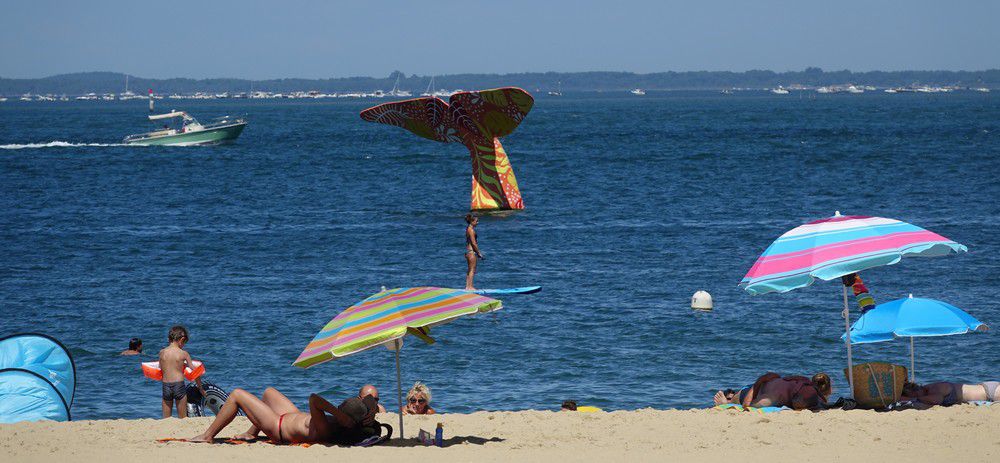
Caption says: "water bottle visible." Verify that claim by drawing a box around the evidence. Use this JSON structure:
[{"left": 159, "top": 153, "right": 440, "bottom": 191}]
[{"left": 434, "top": 422, "right": 443, "bottom": 447}]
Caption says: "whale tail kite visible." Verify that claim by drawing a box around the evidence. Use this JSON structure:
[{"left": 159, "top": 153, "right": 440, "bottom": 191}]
[{"left": 360, "top": 87, "right": 534, "bottom": 211}]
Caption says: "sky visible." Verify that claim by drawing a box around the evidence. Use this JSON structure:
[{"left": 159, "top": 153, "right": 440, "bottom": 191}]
[{"left": 1, "top": 0, "right": 997, "bottom": 79}]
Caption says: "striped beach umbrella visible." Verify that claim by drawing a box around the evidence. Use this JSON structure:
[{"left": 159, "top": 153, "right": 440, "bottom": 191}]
[
  {"left": 740, "top": 213, "right": 967, "bottom": 394},
  {"left": 294, "top": 287, "right": 502, "bottom": 438}
]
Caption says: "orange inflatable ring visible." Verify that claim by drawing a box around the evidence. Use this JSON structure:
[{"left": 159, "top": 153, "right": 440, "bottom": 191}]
[{"left": 141, "top": 360, "right": 205, "bottom": 381}]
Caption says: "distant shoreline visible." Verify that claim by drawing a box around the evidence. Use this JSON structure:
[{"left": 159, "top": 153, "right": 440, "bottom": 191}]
[{"left": 1, "top": 68, "right": 997, "bottom": 96}]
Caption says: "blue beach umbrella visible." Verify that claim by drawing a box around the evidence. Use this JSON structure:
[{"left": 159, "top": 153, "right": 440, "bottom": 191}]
[{"left": 842, "top": 295, "right": 989, "bottom": 381}]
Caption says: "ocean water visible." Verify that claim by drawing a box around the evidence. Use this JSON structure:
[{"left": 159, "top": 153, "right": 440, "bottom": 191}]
[{"left": 1, "top": 92, "right": 998, "bottom": 420}]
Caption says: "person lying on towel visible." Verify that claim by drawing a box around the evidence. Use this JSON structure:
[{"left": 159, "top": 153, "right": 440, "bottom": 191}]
[
  {"left": 901, "top": 381, "right": 1000, "bottom": 408},
  {"left": 188, "top": 386, "right": 381, "bottom": 445},
  {"left": 715, "top": 372, "right": 832, "bottom": 410}
]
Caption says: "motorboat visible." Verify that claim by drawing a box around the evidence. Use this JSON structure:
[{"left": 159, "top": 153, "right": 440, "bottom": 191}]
[
  {"left": 124, "top": 110, "right": 246, "bottom": 146},
  {"left": 770, "top": 86, "right": 790, "bottom": 94},
  {"left": 630, "top": 88, "right": 646, "bottom": 95}
]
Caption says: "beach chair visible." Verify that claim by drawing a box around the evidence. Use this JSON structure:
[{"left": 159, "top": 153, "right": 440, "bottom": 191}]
[{"left": 843, "top": 362, "right": 907, "bottom": 409}]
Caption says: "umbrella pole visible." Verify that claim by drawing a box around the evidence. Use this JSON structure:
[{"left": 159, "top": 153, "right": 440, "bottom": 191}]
[
  {"left": 842, "top": 285, "right": 855, "bottom": 398},
  {"left": 910, "top": 337, "right": 915, "bottom": 382},
  {"left": 395, "top": 342, "right": 404, "bottom": 439}
]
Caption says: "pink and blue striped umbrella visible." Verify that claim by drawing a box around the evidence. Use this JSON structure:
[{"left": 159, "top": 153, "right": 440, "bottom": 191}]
[{"left": 740, "top": 214, "right": 967, "bottom": 295}]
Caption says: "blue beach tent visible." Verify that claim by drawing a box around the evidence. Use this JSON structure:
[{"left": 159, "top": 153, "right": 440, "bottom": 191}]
[{"left": 0, "top": 333, "right": 76, "bottom": 423}]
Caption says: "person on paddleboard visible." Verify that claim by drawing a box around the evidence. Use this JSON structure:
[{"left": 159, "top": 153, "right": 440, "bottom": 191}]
[{"left": 465, "top": 213, "right": 484, "bottom": 290}]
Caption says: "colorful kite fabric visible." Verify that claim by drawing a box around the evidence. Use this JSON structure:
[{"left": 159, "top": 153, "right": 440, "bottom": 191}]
[
  {"left": 293, "top": 287, "right": 502, "bottom": 368},
  {"left": 740, "top": 215, "right": 967, "bottom": 295},
  {"left": 360, "top": 88, "right": 534, "bottom": 211}
]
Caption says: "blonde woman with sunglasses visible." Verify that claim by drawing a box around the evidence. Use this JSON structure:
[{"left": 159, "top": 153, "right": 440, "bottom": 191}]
[{"left": 401, "top": 382, "right": 436, "bottom": 415}]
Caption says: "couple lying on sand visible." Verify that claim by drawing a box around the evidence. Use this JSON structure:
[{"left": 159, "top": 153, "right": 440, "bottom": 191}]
[
  {"left": 189, "top": 385, "right": 386, "bottom": 445},
  {"left": 714, "top": 372, "right": 832, "bottom": 410},
  {"left": 714, "top": 373, "right": 999, "bottom": 410}
]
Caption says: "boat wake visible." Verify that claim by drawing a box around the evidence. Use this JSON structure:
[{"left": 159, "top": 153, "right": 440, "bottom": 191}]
[{"left": 0, "top": 141, "right": 126, "bottom": 150}]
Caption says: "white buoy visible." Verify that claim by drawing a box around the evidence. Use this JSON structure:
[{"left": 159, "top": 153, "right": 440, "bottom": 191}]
[{"left": 691, "top": 290, "right": 713, "bottom": 310}]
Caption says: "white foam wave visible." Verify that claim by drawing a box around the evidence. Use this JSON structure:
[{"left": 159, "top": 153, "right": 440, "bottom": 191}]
[{"left": 0, "top": 141, "right": 125, "bottom": 150}]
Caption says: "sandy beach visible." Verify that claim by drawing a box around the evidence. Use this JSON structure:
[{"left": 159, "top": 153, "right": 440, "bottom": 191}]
[{"left": 2, "top": 406, "right": 998, "bottom": 462}]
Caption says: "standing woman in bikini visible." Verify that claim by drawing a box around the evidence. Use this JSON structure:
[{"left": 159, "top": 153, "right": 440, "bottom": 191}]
[{"left": 465, "top": 213, "right": 484, "bottom": 290}]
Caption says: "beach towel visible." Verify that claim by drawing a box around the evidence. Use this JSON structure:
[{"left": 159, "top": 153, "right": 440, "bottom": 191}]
[
  {"left": 156, "top": 437, "right": 313, "bottom": 447},
  {"left": 713, "top": 403, "right": 789, "bottom": 413},
  {"left": 157, "top": 426, "right": 392, "bottom": 448}
]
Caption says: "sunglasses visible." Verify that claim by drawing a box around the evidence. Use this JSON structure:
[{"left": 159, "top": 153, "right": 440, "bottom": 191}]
[{"left": 408, "top": 398, "right": 427, "bottom": 404}]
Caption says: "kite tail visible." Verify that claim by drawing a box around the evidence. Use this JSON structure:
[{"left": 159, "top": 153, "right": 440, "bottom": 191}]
[{"left": 469, "top": 138, "right": 523, "bottom": 211}]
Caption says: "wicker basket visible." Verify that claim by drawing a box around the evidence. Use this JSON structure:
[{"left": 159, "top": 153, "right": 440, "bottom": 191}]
[{"left": 843, "top": 362, "right": 908, "bottom": 409}]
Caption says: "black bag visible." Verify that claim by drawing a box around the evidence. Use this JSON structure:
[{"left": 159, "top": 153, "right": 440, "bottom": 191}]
[{"left": 337, "top": 396, "right": 392, "bottom": 445}]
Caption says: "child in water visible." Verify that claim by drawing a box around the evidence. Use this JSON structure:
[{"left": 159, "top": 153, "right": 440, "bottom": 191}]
[{"left": 159, "top": 325, "right": 205, "bottom": 418}]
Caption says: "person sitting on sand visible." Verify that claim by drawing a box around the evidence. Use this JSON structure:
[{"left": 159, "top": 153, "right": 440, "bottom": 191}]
[
  {"left": 120, "top": 337, "right": 142, "bottom": 356},
  {"left": 716, "top": 372, "right": 832, "bottom": 410},
  {"left": 401, "top": 382, "right": 436, "bottom": 415},
  {"left": 561, "top": 400, "right": 578, "bottom": 411},
  {"left": 901, "top": 381, "right": 1000, "bottom": 407},
  {"left": 189, "top": 386, "right": 381, "bottom": 445},
  {"left": 359, "top": 384, "right": 387, "bottom": 413}
]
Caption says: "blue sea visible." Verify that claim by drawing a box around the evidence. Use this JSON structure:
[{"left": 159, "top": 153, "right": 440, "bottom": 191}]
[{"left": 1, "top": 92, "right": 997, "bottom": 420}]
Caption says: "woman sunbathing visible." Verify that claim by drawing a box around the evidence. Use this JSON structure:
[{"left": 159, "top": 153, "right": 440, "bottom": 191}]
[
  {"left": 716, "top": 372, "right": 831, "bottom": 410},
  {"left": 901, "top": 381, "right": 999, "bottom": 407},
  {"left": 188, "top": 387, "right": 379, "bottom": 445}
]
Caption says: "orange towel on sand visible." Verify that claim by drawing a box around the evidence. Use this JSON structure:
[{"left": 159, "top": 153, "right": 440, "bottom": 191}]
[{"left": 156, "top": 437, "right": 311, "bottom": 448}]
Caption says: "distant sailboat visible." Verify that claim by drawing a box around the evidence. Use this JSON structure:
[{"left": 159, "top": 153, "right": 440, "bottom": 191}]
[
  {"left": 421, "top": 76, "right": 435, "bottom": 97},
  {"left": 388, "top": 75, "right": 411, "bottom": 97},
  {"left": 120, "top": 74, "right": 142, "bottom": 100}
]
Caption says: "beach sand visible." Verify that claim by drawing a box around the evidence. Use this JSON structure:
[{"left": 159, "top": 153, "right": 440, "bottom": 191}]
[{"left": 2, "top": 406, "right": 998, "bottom": 462}]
